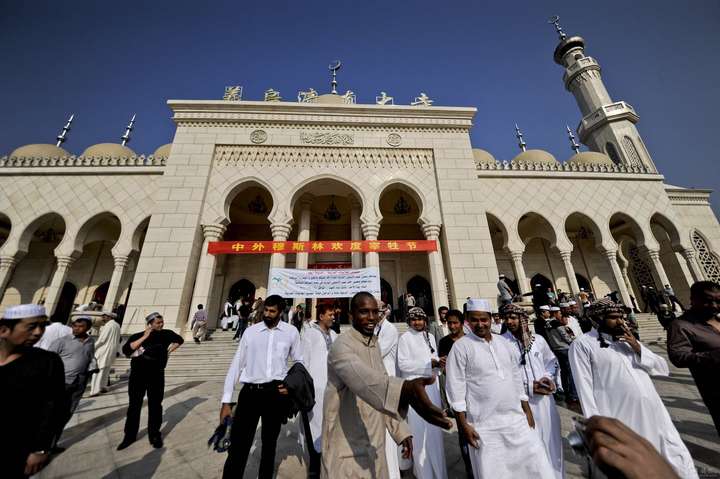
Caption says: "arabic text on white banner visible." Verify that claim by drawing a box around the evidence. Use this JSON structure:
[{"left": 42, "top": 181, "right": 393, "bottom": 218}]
[{"left": 267, "top": 267, "right": 381, "bottom": 298}]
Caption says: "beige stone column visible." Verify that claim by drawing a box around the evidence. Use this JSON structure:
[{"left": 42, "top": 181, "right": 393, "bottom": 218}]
[
  {"left": 681, "top": 248, "right": 705, "bottom": 282},
  {"left": 362, "top": 222, "right": 381, "bottom": 268},
  {"left": 423, "top": 224, "right": 449, "bottom": 310},
  {"left": 559, "top": 250, "right": 580, "bottom": 295},
  {"left": 295, "top": 199, "right": 312, "bottom": 270},
  {"left": 0, "top": 255, "right": 18, "bottom": 302},
  {"left": 270, "top": 223, "right": 292, "bottom": 269},
  {"left": 102, "top": 255, "right": 129, "bottom": 312},
  {"left": 508, "top": 250, "right": 530, "bottom": 295},
  {"left": 188, "top": 224, "right": 226, "bottom": 326},
  {"left": 602, "top": 249, "right": 632, "bottom": 306},
  {"left": 44, "top": 255, "right": 75, "bottom": 316},
  {"left": 645, "top": 248, "right": 671, "bottom": 289},
  {"left": 350, "top": 200, "right": 363, "bottom": 269}
]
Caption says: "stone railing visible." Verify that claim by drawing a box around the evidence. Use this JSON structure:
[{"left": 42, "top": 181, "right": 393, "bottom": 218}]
[
  {"left": 0, "top": 155, "right": 167, "bottom": 168},
  {"left": 475, "top": 160, "right": 652, "bottom": 174}
]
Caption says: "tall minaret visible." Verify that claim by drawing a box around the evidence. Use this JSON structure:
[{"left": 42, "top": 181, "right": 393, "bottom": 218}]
[{"left": 550, "top": 16, "right": 657, "bottom": 172}]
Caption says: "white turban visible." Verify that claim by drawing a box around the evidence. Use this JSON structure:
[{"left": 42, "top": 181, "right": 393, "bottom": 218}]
[{"left": 2, "top": 304, "right": 47, "bottom": 320}]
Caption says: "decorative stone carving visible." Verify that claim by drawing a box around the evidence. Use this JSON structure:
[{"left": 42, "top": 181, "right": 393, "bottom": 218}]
[
  {"left": 386, "top": 133, "right": 402, "bottom": 147},
  {"left": 300, "top": 131, "right": 354, "bottom": 145},
  {"left": 214, "top": 145, "right": 434, "bottom": 170},
  {"left": 250, "top": 130, "right": 268, "bottom": 144}
]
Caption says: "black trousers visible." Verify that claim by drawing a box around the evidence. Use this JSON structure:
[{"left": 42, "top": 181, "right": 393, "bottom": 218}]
[
  {"left": 300, "top": 410, "right": 321, "bottom": 478},
  {"left": 56, "top": 374, "right": 89, "bottom": 444},
  {"left": 123, "top": 366, "right": 165, "bottom": 440},
  {"left": 554, "top": 349, "right": 578, "bottom": 401},
  {"left": 223, "top": 383, "right": 288, "bottom": 479}
]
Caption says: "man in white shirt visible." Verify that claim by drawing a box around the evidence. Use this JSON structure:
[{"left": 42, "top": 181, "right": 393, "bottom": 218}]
[
  {"left": 375, "top": 297, "right": 402, "bottom": 479},
  {"left": 219, "top": 295, "right": 303, "bottom": 479},
  {"left": 500, "top": 303, "right": 563, "bottom": 479},
  {"left": 570, "top": 298, "right": 698, "bottom": 479},
  {"left": 89, "top": 312, "right": 121, "bottom": 396},
  {"left": 34, "top": 316, "right": 71, "bottom": 350},
  {"left": 300, "top": 303, "right": 337, "bottom": 478},
  {"left": 559, "top": 302, "right": 583, "bottom": 338},
  {"left": 446, "top": 298, "right": 554, "bottom": 479}
]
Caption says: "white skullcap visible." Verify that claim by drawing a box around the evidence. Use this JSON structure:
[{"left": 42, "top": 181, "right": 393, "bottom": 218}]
[
  {"left": 559, "top": 302, "right": 570, "bottom": 308},
  {"left": 2, "top": 304, "right": 47, "bottom": 320},
  {"left": 498, "top": 274, "right": 505, "bottom": 278},
  {"left": 466, "top": 298, "right": 493, "bottom": 313},
  {"left": 568, "top": 300, "right": 577, "bottom": 305},
  {"left": 550, "top": 306, "right": 561, "bottom": 312},
  {"left": 538, "top": 305, "right": 550, "bottom": 311}
]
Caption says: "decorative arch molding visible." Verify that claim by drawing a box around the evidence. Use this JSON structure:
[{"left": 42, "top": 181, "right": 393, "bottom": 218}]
[
  {"left": 485, "top": 212, "right": 523, "bottom": 252},
  {"left": 375, "top": 178, "right": 433, "bottom": 226},
  {"left": 691, "top": 230, "right": 720, "bottom": 282},
  {"left": 2, "top": 211, "right": 67, "bottom": 257},
  {"left": 563, "top": 211, "right": 615, "bottom": 251},
  {"left": 113, "top": 216, "right": 152, "bottom": 257},
  {"left": 649, "top": 212, "right": 689, "bottom": 251},
  {"left": 286, "top": 174, "right": 369, "bottom": 225},
  {"left": 217, "top": 177, "right": 280, "bottom": 226},
  {"left": 608, "top": 211, "right": 657, "bottom": 251},
  {"left": 517, "top": 211, "right": 571, "bottom": 251},
  {"left": 57, "top": 211, "right": 122, "bottom": 257}
]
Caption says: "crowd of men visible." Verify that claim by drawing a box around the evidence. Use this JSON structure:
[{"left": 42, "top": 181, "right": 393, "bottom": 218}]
[{"left": 2, "top": 279, "right": 719, "bottom": 478}]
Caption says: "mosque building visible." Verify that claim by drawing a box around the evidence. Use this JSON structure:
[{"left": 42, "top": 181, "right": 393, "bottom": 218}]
[{"left": 1, "top": 23, "right": 719, "bottom": 334}]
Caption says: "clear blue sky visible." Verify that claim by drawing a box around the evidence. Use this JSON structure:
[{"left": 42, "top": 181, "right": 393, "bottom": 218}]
[{"left": 2, "top": 0, "right": 719, "bottom": 211}]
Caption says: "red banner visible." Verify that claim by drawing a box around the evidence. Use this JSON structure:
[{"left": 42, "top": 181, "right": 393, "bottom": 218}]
[{"left": 208, "top": 239, "right": 437, "bottom": 255}]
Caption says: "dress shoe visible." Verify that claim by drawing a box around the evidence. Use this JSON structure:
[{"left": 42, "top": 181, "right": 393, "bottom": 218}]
[
  {"left": 149, "top": 435, "right": 164, "bottom": 449},
  {"left": 116, "top": 437, "right": 135, "bottom": 450}
]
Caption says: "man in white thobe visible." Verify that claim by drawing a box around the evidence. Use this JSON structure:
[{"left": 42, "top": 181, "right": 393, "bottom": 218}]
[
  {"left": 397, "top": 307, "right": 447, "bottom": 479},
  {"left": 559, "top": 302, "right": 583, "bottom": 338},
  {"left": 446, "top": 299, "right": 555, "bottom": 479},
  {"left": 570, "top": 298, "right": 698, "bottom": 479},
  {"left": 90, "top": 313, "right": 121, "bottom": 396},
  {"left": 300, "top": 304, "right": 338, "bottom": 478},
  {"left": 35, "top": 317, "right": 71, "bottom": 350},
  {"left": 499, "top": 303, "right": 563, "bottom": 479},
  {"left": 375, "top": 300, "right": 402, "bottom": 479}
]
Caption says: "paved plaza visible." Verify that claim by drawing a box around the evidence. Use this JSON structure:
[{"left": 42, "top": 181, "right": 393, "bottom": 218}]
[{"left": 38, "top": 344, "right": 720, "bottom": 479}]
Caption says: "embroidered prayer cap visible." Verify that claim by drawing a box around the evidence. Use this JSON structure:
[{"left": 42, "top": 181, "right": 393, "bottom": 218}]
[
  {"left": 72, "top": 315, "right": 93, "bottom": 326},
  {"left": 538, "top": 305, "right": 551, "bottom": 311},
  {"left": 466, "top": 298, "right": 493, "bottom": 313},
  {"left": 407, "top": 306, "right": 427, "bottom": 321},
  {"left": 499, "top": 303, "right": 527, "bottom": 318},
  {"left": 498, "top": 274, "right": 505, "bottom": 278},
  {"left": 145, "top": 312, "right": 163, "bottom": 324},
  {"left": 2, "top": 304, "right": 48, "bottom": 320},
  {"left": 549, "top": 306, "right": 561, "bottom": 312},
  {"left": 558, "top": 302, "right": 571, "bottom": 308},
  {"left": 568, "top": 300, "right": 577, "bottom": 305}
]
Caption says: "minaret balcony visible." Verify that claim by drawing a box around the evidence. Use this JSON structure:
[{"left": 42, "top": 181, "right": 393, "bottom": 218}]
[
  {"left": 577, "top": 101, "right": 640, "bottom": 142},
  {"left": 563, "top": 56, "right": 601, "bottom": 89}
]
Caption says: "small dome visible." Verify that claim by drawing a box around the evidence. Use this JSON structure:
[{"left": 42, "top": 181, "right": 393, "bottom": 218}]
[
  {"left": 9, "top": 144, "right": 70, "bottom": 158},
  {"left": 511, "top": 149, "right": 559, "bottom": 166},
  {"left": 567, "top": 151, "right": 615, "bottom": 167},
  {"left": 472, "top": 149, "right": 497, "bottom": 165},
  {"left": 153, "top": 144, "right": 172, "bottom": 158},
  {"left": 81, "top": 143, "right": 136, "bottom": 158},
  {"left": 312, "top": 94, "right": 347, "bottom": 105}
]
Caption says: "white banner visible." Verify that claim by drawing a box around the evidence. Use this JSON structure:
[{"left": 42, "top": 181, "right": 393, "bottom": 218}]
[{"left": 267, "top": 267, "right": 381, "bottom": 298}]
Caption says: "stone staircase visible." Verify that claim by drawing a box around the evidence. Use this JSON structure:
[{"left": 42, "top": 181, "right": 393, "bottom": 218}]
[
  {"left": 635, "top": 313, "right": 667, "bottom": 344},
  {"left": 110, "top": 322, "right": 410, "bottom": 383}
]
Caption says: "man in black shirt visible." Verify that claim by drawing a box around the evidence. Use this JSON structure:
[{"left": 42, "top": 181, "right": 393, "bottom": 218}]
[
  {"left": 0, "top": 304, "right": 65, "bottom": 478},
  {"left": 117, "top": 312, "right": 183, "bottom": 450}
]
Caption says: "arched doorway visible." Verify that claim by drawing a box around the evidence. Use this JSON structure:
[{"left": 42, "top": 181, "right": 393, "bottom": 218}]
[
  {"left": 51, "top": 282, "right": 77, "bottom": 324},
  {"left": 575, "top": 273, "right": 592, "bottom": 293},
  {"left": 92, "top": 281, "right": 110, "bottom": 304},
  {"left": 407, "top": 275, "right": 433, "bottom": 315},
  {"left": 228, "top": 279, "right": 256, "bottom": 304},
  {"left": 380, "top": 278, "right": 393, "bottom": 307},
  {"left": 531, "top": 273, "right": 553, "bottom": 292}
]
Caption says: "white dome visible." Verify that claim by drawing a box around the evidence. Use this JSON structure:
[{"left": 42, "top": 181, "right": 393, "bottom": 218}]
[
  {"left": 82, "top": 143, "right": 136, "bottom": 158},
  {"left": 10, "top": 144, "right": 70, "bottom": 158},
  {"left": 511, "top": 149, "right": 559, "bottom": 166}
]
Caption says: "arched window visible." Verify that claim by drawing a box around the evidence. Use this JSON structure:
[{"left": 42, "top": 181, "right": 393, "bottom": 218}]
[
  {"left": 605, "top": 142, "right": 621, "bottom": 165},
  {"left": 692, "top": 231, "right": 720, "bottom": 282},
  {"left": 622, "top": 136, "right": 642, "bottom": 168}
]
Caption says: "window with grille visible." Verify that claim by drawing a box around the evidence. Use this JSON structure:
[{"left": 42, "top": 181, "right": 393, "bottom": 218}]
[{"left": 692, "top": 231, "right": 720, "bottom": 282}]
